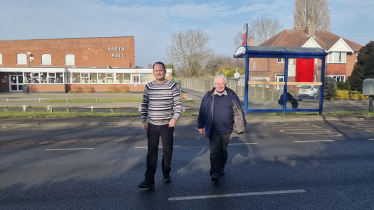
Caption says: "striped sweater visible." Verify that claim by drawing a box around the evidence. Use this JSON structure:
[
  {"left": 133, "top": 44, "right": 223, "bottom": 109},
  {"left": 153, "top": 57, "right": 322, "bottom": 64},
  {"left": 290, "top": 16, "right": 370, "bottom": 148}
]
[{"left": 141, "top": 80, "right": 182, "bottom": 125}]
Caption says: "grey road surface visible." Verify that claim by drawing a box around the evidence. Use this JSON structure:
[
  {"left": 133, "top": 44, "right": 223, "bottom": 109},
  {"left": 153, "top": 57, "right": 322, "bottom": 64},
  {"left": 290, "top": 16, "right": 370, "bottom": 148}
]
[{"left": 1, "top": 120, "right": 374, "bottom": 209}]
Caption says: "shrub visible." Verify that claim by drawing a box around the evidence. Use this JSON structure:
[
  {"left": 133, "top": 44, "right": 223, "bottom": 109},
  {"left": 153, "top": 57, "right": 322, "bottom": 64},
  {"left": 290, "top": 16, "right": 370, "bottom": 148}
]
[
  {"left": 118, "top": 86, "right": 129, "bottom": 93},
  {"left": 324, "top": 76, "right": 336, "bottom": 100},
  {"left": 71, "top": 86, "right": 83, "bottom": 93},
  {"left": 336, "top": 81, "right": 350, "bottom": 90},
  {"left": 335, "top": 90, "right": 349, "bottom": 100},
  {"left": 83, "top": 86, "right": 95, "bottom": 93},
  {"left": 334, "top": 90, "right": 369, "bottom": 100},
  {"left": 108, "top": 85, "right": 118, "bottom": 93}
]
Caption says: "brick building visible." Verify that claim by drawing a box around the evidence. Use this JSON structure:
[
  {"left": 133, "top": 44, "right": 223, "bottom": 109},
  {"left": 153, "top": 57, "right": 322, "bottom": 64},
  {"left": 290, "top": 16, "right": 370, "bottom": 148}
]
[
  {"left": 248, "top": 22, "right": 362, "bottom": 85},
  {"left": 0, "top": 36, "right": 171, "bottom": 93}
]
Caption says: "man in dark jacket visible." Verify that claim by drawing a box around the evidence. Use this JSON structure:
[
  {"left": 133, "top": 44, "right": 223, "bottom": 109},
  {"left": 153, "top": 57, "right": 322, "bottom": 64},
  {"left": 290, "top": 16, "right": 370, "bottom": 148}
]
[{"left": 197, "top": 75, "right": 246, "bottom": 183}]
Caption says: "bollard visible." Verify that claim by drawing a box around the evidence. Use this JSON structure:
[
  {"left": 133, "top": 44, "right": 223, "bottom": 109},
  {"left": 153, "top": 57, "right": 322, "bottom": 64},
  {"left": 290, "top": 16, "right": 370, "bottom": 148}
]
[
  {"left": 67, "top": 108, "right": 70, "bottom": 112},
  {"left": 138, "top": 106, "right": 141, "bottom": 113},
  {"left": 182, "top": 107, "right": 186, "bottom": 112},
  {"left": 23, "top": 105, "right": 27, "bottom": 112},
  {"left": 91, "top": 106, "right": 94, "bottom": 113},
  {"left": 47, "top": 105, "right": 50, "bottom": 112}
]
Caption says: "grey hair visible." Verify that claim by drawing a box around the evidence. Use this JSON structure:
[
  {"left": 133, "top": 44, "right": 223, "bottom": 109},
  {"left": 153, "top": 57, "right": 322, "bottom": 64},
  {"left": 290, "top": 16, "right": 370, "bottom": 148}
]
[{"left": 214, "top": 74, "right": 227, "bottom": 84}]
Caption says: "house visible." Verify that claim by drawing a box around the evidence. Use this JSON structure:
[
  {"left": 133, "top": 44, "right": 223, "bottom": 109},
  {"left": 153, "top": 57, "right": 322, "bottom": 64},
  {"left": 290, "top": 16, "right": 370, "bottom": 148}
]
[{"left": 248, "top": 22, "right": 362, "bottom": 86}]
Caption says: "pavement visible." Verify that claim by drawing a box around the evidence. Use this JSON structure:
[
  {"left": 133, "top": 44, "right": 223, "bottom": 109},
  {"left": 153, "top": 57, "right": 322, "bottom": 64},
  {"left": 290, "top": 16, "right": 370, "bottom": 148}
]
[{"left": 0, "top": 90, "right": 373, "bottom": 129}]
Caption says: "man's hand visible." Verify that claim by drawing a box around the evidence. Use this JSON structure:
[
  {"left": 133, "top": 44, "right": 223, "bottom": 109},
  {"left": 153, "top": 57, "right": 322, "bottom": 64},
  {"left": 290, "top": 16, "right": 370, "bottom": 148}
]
[
  {"left": 198, "top": 128, "right": 204, "bottom": 134},
  {"left": 169, "top": 118, "right": 177, "bottom": 127},
  {"left": 142, "top": 123, "right": 148, "bottom": 131}
]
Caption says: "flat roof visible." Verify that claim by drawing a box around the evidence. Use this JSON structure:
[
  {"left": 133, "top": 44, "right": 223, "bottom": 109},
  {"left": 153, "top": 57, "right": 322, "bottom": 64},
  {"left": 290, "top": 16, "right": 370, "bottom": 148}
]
[{"left": 233, "top": 46, "right": 328, "bottom": 59}]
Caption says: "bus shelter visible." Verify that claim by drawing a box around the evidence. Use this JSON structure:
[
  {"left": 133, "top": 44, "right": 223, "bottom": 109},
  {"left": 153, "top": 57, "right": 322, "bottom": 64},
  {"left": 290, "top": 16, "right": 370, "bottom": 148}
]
[{"left": 233, "top": 46, "right": 328, "bottom": 115}]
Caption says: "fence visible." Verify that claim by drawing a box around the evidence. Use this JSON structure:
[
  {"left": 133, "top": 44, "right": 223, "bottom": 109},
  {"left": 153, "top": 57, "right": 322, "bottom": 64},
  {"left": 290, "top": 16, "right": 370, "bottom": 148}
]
[{"left": 180, "top": 78, "right": 283, "bottom": 102}]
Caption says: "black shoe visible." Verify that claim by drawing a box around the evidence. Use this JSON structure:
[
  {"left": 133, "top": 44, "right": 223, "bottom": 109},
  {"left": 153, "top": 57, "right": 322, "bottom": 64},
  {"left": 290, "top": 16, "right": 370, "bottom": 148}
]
[
  {"left": 138, "top": 179, "right": 155, "bottom": 189},
  {"left": 220, "top": 169, "right": 225, "bottom": 176},
  {"left": 211, "top": 173, "right": 219, "bottom": 182},
  {"left": 163, "top": 176, "right": 171, "bottom": 183}
]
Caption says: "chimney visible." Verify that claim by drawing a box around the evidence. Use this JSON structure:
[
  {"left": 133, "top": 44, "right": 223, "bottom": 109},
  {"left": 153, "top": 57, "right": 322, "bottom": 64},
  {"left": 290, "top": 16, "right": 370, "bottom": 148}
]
[
  {"left": 248, "top": 37, "right": 254, "bottom": 46},
  {"left": 306, "top": 21, "right": 316, "bottom": 37}
]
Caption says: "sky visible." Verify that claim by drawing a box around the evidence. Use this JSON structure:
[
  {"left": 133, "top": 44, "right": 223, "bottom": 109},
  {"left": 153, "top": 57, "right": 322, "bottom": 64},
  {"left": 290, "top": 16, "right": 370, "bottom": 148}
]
[{"left": 0, "top": 0, "right": 373, "bottom": 67}]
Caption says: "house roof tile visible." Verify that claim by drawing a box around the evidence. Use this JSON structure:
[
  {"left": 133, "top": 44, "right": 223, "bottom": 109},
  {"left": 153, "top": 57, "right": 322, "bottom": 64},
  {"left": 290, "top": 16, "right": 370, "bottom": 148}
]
[{"left": 259, "top": 29, "right": 362, "bottom": 52}]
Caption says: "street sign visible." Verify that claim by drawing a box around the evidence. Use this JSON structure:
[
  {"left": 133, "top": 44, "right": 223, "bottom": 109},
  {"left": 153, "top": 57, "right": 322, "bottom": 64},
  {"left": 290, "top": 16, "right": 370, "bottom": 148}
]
[{"left": 234, "top": 72, "right": 240, "bottom": 79}]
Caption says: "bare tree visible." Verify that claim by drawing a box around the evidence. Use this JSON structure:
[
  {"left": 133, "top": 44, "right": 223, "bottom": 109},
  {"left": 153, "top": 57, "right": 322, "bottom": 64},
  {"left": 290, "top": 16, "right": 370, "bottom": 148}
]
[
  {"left": 234, "top": 17, "right": 283, "bottom": 47},
  {"left": 204, "top": 54, "right": 245, "bottom": 77},
  {"left": 166, "top": 29, "right": 211, "bottom": 77},
  {"left": 293, "top": 0, "right": 331, "bottom": 31}
]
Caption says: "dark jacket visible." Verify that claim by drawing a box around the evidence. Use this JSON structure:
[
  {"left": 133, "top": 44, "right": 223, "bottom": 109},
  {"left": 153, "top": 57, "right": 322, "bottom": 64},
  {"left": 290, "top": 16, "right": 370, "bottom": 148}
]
[{"left": 198, "top": 87, "right": 246, "bottom": 138}]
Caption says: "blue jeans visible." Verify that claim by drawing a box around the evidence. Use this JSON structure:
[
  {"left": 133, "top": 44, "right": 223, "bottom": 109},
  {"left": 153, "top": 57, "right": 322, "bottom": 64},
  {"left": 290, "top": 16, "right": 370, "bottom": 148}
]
[
  {"left": 145, "top": 123, "right": 174, "bottom": 181},
  {"left": 209, "top": 129, "right": 231, "bottom": 176}
]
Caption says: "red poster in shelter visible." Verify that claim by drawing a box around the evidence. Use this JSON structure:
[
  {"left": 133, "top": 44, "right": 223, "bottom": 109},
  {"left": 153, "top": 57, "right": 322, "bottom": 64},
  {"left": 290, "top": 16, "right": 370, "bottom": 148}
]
[{"left": 295, "top": 58, "right": 314, "bottom": 82}]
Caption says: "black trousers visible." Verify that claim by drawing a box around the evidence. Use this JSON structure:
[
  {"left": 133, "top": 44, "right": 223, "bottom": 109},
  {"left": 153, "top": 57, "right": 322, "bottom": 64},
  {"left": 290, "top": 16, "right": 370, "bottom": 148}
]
[
  {"left": 145, "top": 123, "right": 174, "bottom": 181},
  {"left": 209, "top": 129, "right": 231, "bottom": 176}
]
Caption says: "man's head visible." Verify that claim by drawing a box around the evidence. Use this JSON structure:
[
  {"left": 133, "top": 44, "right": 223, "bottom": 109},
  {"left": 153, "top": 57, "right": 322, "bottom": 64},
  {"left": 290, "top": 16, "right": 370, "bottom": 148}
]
[
  {"left": 214, "top": 74, "right": 226, "bottom": 94},
  {"left": 153, "top": 61, "right": 166, "bottom": 82}
]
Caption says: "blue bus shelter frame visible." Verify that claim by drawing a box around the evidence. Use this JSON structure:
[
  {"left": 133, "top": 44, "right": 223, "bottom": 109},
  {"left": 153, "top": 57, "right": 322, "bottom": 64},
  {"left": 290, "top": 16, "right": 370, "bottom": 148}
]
[{"left": 233, "top": 46, "right": 328, "bottom": 116}]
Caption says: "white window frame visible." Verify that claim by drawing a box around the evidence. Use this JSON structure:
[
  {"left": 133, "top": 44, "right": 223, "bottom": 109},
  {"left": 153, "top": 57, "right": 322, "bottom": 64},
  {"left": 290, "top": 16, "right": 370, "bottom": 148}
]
[
  {"left": 328, "top": 75, "right": 345, "bottom": 82},
  {"left": 328, "top": 52, "right": 346, "bottom": 63},
  {"left": 41, "top": 54, "right": 52, "bottom": 65},
  {"left": 17, "top": 53, "right": 27, "bottom": 65},
  {"left": 0, "top": 53, "right": 2, "bottom": 64},
  {"left": 277, "top": 58, "right": 285, "bottom": 63},
  {"left": 65, "top": 54, "right": 75, "bottom": 65}
]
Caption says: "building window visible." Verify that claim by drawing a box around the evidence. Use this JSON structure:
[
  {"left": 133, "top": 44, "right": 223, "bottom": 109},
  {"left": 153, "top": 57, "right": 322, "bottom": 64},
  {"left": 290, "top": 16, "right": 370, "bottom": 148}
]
[
  {"left": 253, "top": 62, "right": 256, "bottom": 71},
  {"left": 17, "top": 53, "right": 27, "bottom": 65},
  {"left": 41, "top": 54, "right": 52, "bottom": 65},
  {"left": 65, "top": 54, "right": 75, "bottom": 65},
  {"left": 56, "top": 73, "right": 64, "bottom": 83},
  {"left": 0, "top": 53, "right": 2, "bottom": 64},
  {"left": 328, "top": 75, "right": 345, "bottom": 82},
  {"left": 90, "top": 73, "right": 97, "bottom": 83},
  {"left": 132, "top": 73, "right": 139, "bottom": 83},
  {"left": 277, "top": 58, "right": 285, "bottom": 63},
  {"left": 328, "top": 52, "right": 346, "bottom": 63},
  {"left": 356, "top": 52, "right": 359, "bottom": 62}
]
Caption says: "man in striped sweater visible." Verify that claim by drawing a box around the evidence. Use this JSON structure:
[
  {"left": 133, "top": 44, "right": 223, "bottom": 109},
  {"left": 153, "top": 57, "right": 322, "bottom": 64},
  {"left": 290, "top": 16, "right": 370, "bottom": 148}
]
[{"left": 138, "top": 61, "right": 182, "bottom": 189}]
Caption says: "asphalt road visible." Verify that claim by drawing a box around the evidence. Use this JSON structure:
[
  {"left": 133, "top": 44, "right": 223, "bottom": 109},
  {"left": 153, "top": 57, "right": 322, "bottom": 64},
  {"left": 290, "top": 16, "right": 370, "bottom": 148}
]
[{"left": 1, "top": 120, "right": 374, "bottom": 209}]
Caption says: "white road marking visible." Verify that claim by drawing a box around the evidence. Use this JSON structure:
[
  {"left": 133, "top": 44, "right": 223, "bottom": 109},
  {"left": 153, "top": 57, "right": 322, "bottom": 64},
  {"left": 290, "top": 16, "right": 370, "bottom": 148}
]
[
  {"left": 369, "top": 139, "right": 374, "bottom": 141},
  {"left": 135, "top": 146, "right": 181, "bottom": 149},
  {"left": 294, "top": 140, "right": 335, "bottom": 143},
  {"left": 229, "top": 143, "right": 258, "bottom": 145},
  {"left": 45, "top": 148, "right": 94, "bottom": 151},
  {"left": 169, "top": 189, "right": 306, "bottom": 201}
]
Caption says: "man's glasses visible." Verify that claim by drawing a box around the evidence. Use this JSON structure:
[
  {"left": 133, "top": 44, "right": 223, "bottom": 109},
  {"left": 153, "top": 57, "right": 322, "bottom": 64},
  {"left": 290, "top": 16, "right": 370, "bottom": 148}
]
[{"left": 214, "top": 83, "right": 225, "bottom": 86}]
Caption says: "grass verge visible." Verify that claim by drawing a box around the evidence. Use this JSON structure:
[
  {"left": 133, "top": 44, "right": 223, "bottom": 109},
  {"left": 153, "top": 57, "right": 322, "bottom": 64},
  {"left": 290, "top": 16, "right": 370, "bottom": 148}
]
[
  {"left": 0, "top": 111, "right": 199, "bottom": 118},
  {"left": 257, "top": 111, "right": 374, "bottom": 116}
]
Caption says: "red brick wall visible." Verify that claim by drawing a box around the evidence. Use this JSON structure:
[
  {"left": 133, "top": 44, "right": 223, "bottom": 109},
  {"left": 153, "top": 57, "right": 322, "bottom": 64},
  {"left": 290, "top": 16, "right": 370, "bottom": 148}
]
[
  {"left": 346, "top": 53, "right": 357, "bottom": 78},
  {"left": 28, "top": 84, "right": 66, "bottom": 92},
  {"left": 326, "top": 63, "right": 347, "bottom": 75},
  {"left": 0, "top": 37, "right": 135, "bottom": 68}
]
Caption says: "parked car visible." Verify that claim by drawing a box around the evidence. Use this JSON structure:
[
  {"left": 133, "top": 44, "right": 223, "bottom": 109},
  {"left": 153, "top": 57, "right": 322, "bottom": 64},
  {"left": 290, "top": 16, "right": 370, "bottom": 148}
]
[{"left": 298, "top": 85, "right": 319, "bottom": 99}]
